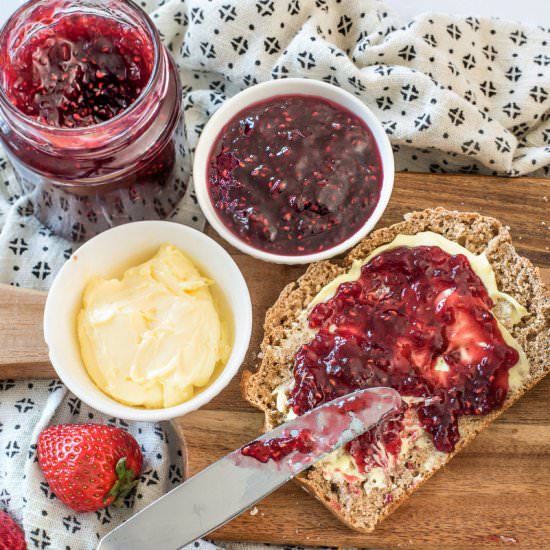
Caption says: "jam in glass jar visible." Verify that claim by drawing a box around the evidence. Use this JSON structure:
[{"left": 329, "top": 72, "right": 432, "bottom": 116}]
[{"left": 0, "top": 0, "right": 188, "bottom": 241}]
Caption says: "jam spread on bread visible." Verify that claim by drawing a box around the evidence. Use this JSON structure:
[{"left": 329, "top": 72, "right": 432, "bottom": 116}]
[
  {"left": 288, "top": 245, "right": 520, "bottom": 466},
  {"left": 4, "top": 14, "right": 153, "bottom": 127},
  {"left": 207, "top": 95, "right": 382, "bottom": 255}
]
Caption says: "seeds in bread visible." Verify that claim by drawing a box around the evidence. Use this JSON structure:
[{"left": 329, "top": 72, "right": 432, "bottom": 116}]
[{"left": 242, "top": 207, "right": 550, "bottom": 532}]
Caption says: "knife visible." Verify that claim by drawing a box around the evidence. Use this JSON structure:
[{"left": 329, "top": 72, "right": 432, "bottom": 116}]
[{"left": 98, "top": 386, "right": 401, "bottom": 550}]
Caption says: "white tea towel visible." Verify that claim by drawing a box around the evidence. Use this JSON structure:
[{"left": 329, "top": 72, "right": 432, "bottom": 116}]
[{"left": 1, "top": 1, "right": 549, "bottom": 549}]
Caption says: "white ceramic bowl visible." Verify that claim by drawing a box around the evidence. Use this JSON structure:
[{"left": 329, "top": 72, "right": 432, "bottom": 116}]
[
  {"left": 194, "top": 78, "right": 394, "bottom": 265},
  {"left": 43, "top": 221, "right": 252, "bottom": 422}
]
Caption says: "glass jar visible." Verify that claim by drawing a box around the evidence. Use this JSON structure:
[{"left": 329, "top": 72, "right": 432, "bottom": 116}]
[{"left": 0, "top": 0, "right": 188, "bottom": 241}]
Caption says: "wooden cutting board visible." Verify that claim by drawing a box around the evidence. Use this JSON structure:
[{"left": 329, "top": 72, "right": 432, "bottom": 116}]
[{"left": 1, "top": 172, "right": 549, "bottom": 550}]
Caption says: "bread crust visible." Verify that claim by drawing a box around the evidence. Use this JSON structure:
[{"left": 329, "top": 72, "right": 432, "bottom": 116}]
[{"left": 241, "top": 208, "right": 550, "bottom": 532}]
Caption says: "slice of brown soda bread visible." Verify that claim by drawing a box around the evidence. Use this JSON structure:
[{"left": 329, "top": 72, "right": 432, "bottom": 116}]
[{"left": 242, "top": 208, "right": 550, "bottom": 532}]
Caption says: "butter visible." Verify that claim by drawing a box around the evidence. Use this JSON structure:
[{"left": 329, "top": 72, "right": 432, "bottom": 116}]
[
  {"left": 364, "top": 467, "right": 387, "bottom": 489},
  {"left": 78, "top": 244, "right": 230, "bottom": 408},
  {"left": 275, "top": 231, "right": 530, "bottom": 481},
  {"left": 499, "top": 323, "right": 529, "bottom": 391},
  {"left": 307, "top": 232, "right": 528, "bottom": 318},
  {"left": 319, "top": 447, "right": 364, "bottom": 484},
  {"left": 274, "top": 379, "right": 298, "bottom": 420}
]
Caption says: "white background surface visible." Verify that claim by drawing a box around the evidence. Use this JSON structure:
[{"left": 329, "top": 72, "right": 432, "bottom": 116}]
[
  {"left": 1, "top": 0, "right": 549, "bottom": 28},
  {"left": 385, "top": 0, "right": 549, "bottom": 28},
  {"left": 3, "top": 0, "right": 22, "bottom": 26}
]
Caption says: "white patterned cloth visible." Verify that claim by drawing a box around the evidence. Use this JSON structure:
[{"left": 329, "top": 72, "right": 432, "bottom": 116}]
[{"left": 0, "top": 1, "right": 549, "bottom": 548}]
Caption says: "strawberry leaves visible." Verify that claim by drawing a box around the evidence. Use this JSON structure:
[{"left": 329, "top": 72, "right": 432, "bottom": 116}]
[{"left": 106, "top": 457, "right": 140, "bottom": 507}]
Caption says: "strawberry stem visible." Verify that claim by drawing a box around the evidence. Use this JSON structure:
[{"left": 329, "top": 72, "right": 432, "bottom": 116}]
[{"left": 105, "top": 457, "right": 139, "bottom": 507}]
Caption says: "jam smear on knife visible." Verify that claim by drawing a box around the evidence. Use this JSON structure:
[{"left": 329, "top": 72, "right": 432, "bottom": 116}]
[
  {"left": 241, "top": 388, "right": 402, "bottom": 465},
  {"left": 241, "top": 430, "right": 314, "bottom": 464}
]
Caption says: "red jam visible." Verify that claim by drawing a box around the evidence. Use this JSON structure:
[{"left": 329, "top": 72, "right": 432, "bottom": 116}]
[
  {"left": 0, "top": 0, "right": 185, "bottom": 241},
  {"left": 347, "top": 408, "right": 405, "bottom": 472},
  {"left": 241, "top": 430, "right": 314, "bottom": 463},
  {"left": 289, "top": 246, "right": 520, "bottom": 465},
  {"left": 207, "top": 95, "right": 382, "bottom": 256},
  {"left": 3, "top": 13, "right": 153, "bottom": 128},
  {"left": 241, "top": 388, "right": 401, "bottom": 466}
]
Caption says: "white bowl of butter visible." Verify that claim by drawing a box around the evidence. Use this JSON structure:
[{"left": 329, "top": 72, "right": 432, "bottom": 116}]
[{"left": 44, "top": 221, "right": 252, "bottom": 422}]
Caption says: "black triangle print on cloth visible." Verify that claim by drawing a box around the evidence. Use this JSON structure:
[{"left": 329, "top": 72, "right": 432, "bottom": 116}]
[
  {"left": 401, "top": 84, "right": 419, "bottom": 101},
  {"left": 511, "top": 122, "right": 530, "bottom": 138},
  {"left": 534, "top": 54, "right": 550, "bottom": 66},
  {"left": 337, "top": 15, "right": 353, "bottom": 36},
  {"left": 503, "top": 102, "right": 521, "bottom": 119},
  {"left": 200, "top": 42, "right": 216, "bottom": 59},
  {"left": 30, "top": 529, "right": 51, "bottom": 549},
  {"left": 356, "top": 30, "right": 370, "bottom": 51},
  {"left": 463, "top": 89, "right": 477, "bottom": 104},
  {"left": 8, "top": 238, "right": 28, "bottom": 255},
  {"left": 446, "top": 23, "right": 462, "bottom": 39},
  {"left": 288, "top": 0, "right": 301, "bottom": 16},
  {"left": 376, "top": 95, "right": 393, "bottom": 111},
  {"left": 465, "top": 16, "right": 480, "bottom": 31},
  {"left": 482, "top": 44, "right": 498, "bottom": 61},
  {"left": 398, "top": 44, "right": 416, "bottom": 61},
  {"left": 479, "top": 80, "right": 497, "bottom": 97},
  {"left": 505, "top": 66, "right": 523, "bottom": 81},
  {"left": 0, "top": 489, "right": 11, "bottom": 509},
  {"left": 530, "top": 86, "right": 549, "bottom": 103},
  {"left": 509, "top": 29, "right": 528, "bottom": 46},
  {"left": 462, "top": 53, "right": 476, "bottom": 70},
  {"left": 495, "top": 137, "right": 512, "bottom": 153},
  {"left": 461, "top": 139, "right": 481, "bottom": 155},
  {"left": 231, "top": 36, "right": 249, "bottom": 55},
  {"left": 322, "top": 73, "right": 339, "bottom": 86},
  {"left": 423, "top": 33, "right": 437, "bottom": 47},
  {"left": 190, "top": 7, "right": 204, "bottom": 24},
  {"left": 448, "top": 107, "right": 465, "bottom": 126},
  {"left": 264, "top": 36, "right": 281, "bottom": 54},
  {"left": 382, "top": 120, "right": 397, "bottom": 135},
  {"left": 297, "top": 51, "right": 316, "bottom": 69},
  {"left": 414, "top": 113, "right": 432, "bottom": 131},
  {"left": 374, "top": 64, "right": 393, "bottom": 76},
  {"left": 62, "top": 516, "right": 82, "bottom": 534},
  {"left": 348, "top": 75, "right": 366, "bottom": 92},
  {"left": 243, "top": 74, "right": 259, "bottom": 86},
  {"left": 271, "top": 64, "right": 289, "bottom": 79},
  {"left": 219, "top": 4, "right": 237, "bottom": 22},
  {"left": 256, "top": 0, "right": 274, "bottom": 16}
]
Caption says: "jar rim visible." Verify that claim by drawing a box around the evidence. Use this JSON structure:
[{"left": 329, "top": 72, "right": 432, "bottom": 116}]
[{"left": 0, "top": 0, "right": 162, "bottom": 136}]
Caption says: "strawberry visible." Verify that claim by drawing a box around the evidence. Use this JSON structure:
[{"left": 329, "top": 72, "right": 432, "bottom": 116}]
[
  {"left": 0, "top": 511, "right": 26, "bottom": 550},
  {"left": 37, "top": 424, "right": 143, "bottom": 513}
]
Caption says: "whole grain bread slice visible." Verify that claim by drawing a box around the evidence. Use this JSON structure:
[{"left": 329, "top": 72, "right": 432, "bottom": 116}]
[{"left": 242, "top": 207, "right": 550, "bottom": 533}]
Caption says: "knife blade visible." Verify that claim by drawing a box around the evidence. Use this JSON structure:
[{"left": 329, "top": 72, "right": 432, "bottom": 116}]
[{"left": 98, "top": 386, "right": 401, "bottom": 550}]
